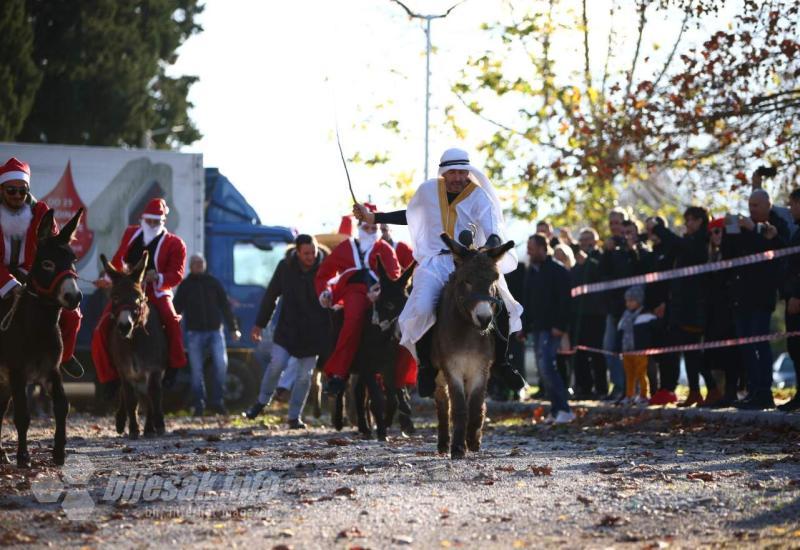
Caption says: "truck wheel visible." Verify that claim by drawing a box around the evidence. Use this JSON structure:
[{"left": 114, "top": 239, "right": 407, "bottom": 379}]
[{"left": 219, "top": 356, "right": 258, "bottom": 412}]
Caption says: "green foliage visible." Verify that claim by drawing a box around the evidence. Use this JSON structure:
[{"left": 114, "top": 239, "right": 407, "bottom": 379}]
[
  {"left": 13, "top": 0, "right": 203, "bottom": 148},
  {"left": 0, "top": 0, "right": 42, "bottom": 140}
]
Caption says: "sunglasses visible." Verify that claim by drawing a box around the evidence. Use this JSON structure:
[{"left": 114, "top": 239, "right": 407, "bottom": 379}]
[{"left": 3, "top": 186, "right": 29, "bottom": 197}]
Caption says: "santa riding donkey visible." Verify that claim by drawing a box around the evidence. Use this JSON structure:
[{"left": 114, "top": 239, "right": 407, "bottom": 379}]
[{"left": 322, "top": 147, "right": 526, "bottom": 397}]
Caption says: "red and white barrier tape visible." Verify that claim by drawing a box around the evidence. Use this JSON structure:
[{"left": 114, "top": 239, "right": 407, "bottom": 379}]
[
  {"left": 557, "top": 330, "right": 800, "bottom": 358},
  {"left": 571, "top": 244, "right": 800, "bottom": 297}
]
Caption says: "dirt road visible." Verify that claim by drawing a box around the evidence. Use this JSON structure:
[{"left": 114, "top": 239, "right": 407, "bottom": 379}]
[{"left": 1, "top": 404, "right": 799, "bottom": 548}]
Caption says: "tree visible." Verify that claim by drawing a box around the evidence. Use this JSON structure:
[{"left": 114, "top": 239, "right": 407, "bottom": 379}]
[
  {"left": 0, "top": 0, "right": 42, "bottom": 140},
  {"left": 16, "top": 0, "right": 203, "bottom": 149},
  {"left": 449, "top": 0, "right": 799, "bottom": 228}
]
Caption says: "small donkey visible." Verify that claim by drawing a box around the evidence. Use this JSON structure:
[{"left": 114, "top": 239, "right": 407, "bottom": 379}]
[
  {"left": 432, "top": 233, "right": 514, "bottom": 459},
  {"left": 100, "top": 251, "right": 168, "bottom": 439}
]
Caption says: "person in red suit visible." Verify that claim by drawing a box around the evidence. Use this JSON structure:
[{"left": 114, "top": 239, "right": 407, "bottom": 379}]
[
  {"left": 316, "top": 204, "right": 400, "bottom": 394},
  {"left": 92, "top": 198, "right": 187, "bottom": 385},
  {"left": 380, "top": 223, "right": 414, "bottom": 270},
  {"left": 0, "top": 157, "right": 83, "bottom": 376}
]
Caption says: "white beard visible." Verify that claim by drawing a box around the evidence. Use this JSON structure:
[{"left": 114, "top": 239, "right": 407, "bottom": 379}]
[
  {"left": 358, "top": 228, "right": 377, "bottom": 249},
  {"left": 0, "top": 204, "right": 33, "bottom": 239},
  {"left": 141, "top": 220, "right": 165, "bottom": 245}
]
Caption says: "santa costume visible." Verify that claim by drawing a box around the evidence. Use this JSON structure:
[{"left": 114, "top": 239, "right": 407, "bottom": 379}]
[
  {"left": 0, "top": 157, "right": 81, "bottom": 365},
  {"left": 91, "top": 198, "right": 187, "bottom": 383}
]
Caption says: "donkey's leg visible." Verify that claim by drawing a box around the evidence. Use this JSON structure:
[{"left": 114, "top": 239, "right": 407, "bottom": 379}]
[
  {"left": 123, "top": 382, "right": 140, "bottom": 440},
  {"left": 465, "top": 373, "right": 488, "bottom": 453},
  {"left": 446, "top": 373, "right": 468, "bottom": 460},
  {"left": 0, "top": 393, "right": 11, "bottom": 464},
  {"left": 151, "top": 370, "right": 166, "bottom": 436},
  {"left": 366, "top": 376, "right": 388, "bottom": 441},
  {"left": 310, "top": 369, "right": 323, "bottom": 418},
  {"left": 384, "top": 381, "right": 398, "bottom": 429},
  {"left": 10, "top": 371, "right": 31, "bottom": 468},
  {"left": 333, "top": 390, "right": 345, "bottom": 432},
  {"left": 396, "top": 388, "right": 415, "bottom": 434},
  {"left": 49, "top": 370, "right": 69, "bottom": 465},
  {"left": 115, "top": 397, "right": 127, "bottom": 435},
  {"left": 433, "top": 371, "right": 450, "bottom": 455},
  {"left": 354, "top": 378, "right": 371, "bottom": 438}
]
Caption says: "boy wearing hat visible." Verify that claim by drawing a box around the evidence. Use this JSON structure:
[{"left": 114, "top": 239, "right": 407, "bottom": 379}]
[{"left": 617, "top": 285, "right": 658, "bottom": 405}]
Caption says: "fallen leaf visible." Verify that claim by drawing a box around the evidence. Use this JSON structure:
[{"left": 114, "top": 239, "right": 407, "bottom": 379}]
[
  {"left": 597, "top": 514, "right": 624, "bottom": 527},
  {"left": 336, "top": 527, "right": 365, "bottom": 540},
  {"left": 687, "top": 472, "right": 714, "bottom": 482},
  {"left": 334, "top": 486, "right": 356, "bottom": 497},
  {"left": 326, "top": 437, "right": 351, "bottom": 447},
  {"left": 529, "top": 465, "right": 552, "bottom": 476},
  {"left": 577, "top": 495, "right": 593, "bottom": 506}
]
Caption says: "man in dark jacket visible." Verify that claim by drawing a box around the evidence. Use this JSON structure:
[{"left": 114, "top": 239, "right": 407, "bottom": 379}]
[
  {"left": 570, "top": 228, "right": 608, "bottom": 399},
  {"left": 243, "top": 234, "right": 330, "bottom": 428},
  {"left": 520, "top": 234, "right": 574, "bottom": 423},
  {"left": 648, "top": 207, "right": 720, "bottom": 407},
  {"left": 722, "top": 189, "right": 787, "bottom": 410},
  {"left": 780, "top": 188, "right": 800, "bottom": 411},
  {"left": 174, "top": 254, "right": 241, "bottom": 416}
]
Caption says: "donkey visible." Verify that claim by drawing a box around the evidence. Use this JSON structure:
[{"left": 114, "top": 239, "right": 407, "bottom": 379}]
[
  {"left": 0, "top": 209, "right": 83, "bottom": 467},
  {"left": 432, "top": 233, "right": 514, "bottom": 459},
  {"left": 100, "top": 251, "right": 168, "bottom": 439},
  {"left": 345, "top": 258, "right": 416, "bottom": 441}
]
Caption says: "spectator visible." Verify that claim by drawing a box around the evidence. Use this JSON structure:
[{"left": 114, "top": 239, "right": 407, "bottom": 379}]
[
  {"left": 616, "top": 285, "right": 657, "bottom": 406},
  {"left": 703, "top": 218, "right": 744, "bottom": 408},
  {"left": 553, "top": 243, "right": 576, "bottom": 393},
  {"left": 721, "top": 189, "right": 787, "bottom": 410},
  {"left": 752, "top": 167, "right": 797, "bottom": 239},
  {"left": 244, "top": 234, "right": 331, "bottom": 428},
  {"left": 644, "top": 216, "right": 673, "bottom": 395},
  {"left": 571, "top": 228, "right": 609, "bottom": 399},
  {"left": 647, "top": 207, "right": 721, "bottom": 407},
  {"left": 780, "top": 188, "right": 800, "bottom": 411},
  {"left": 521, "top": 234, "right": 574, "bottom": 423},
  {"left": 599, "top": 211, "right": 647, "bottom": 401},
  {"left": 536, "top": 220, "right": 560, "bottom": 248},
  {"left": 174, "top": 253, "right": 241, "bottom": 416}
]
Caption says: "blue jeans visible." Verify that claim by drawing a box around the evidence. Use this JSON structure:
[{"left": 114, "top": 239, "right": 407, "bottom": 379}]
[
  {"left": 187, "top": 328, "right": 228, "bottom": 411},
  {"left": 734, "top": 311, "right": 773, "bottom": 395},
  {"left": 257, "top": 343, "right": 316, "bottom": 421},
  {"left": 603, "top": 314, "right": 624, "bottom": 394},
  {"left": 533, "top": 330, "right": 571, "bottom": 414}
]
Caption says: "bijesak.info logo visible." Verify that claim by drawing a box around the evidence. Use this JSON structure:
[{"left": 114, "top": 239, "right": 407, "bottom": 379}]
[{"left": 30, "top": 454, "right": 283, "bottom": 520}]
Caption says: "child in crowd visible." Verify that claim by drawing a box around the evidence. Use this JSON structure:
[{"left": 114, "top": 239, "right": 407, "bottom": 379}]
[{"left": 617, "top": 285, "right": 658, "bottom": 405}]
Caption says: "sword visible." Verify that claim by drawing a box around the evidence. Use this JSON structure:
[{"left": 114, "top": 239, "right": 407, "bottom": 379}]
[{"left": 335, "top": 124, "right": 358, "bottom": 205}]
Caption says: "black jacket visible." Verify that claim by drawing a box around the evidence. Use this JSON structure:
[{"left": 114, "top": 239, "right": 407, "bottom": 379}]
[
  {"left": 783, "top": 219, "right": 800, "bottom": 300},
  {"left": 570, "top": 248, "right": 606, "bottom": 318},
  {"left": 174, "top": 273, "right": 239, "bottom": 333},
  {"left": 721, "top": 213, "right": 787, "bottom": 313},
  {"left": 599, "top": 244, "right": 650, "bottom": 318},
  {"left": 645, "top": 242, "right": 675, "bottom": 311},
  {"left": 522, "top": 256, "right": 571, "bottom": 333},
  {"left": 705, "top": 248, "right": 736, "bottom": 340},
  {"left": 255, "top": 251, "right": 330, "bottom": 358},
  {"left": 652, "top": 224, "right": 709, "bottom": 330}
]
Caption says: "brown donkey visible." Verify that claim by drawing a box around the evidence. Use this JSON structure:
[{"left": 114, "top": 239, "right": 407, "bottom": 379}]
[
  {"left": 432, "top": 233, "right": 514, "bottom": 459},
  {"left": 100, "top": 251, "right": 168, "bottom": 439}
]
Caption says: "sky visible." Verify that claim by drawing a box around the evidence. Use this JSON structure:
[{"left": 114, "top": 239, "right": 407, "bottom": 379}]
[{"left": 170, "top": 0, "right": 740, "bottom": 242}]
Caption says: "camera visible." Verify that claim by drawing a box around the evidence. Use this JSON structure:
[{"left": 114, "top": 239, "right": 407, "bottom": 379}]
[{"left": 755, "top": 165, "right": 778, "bottom": 178}]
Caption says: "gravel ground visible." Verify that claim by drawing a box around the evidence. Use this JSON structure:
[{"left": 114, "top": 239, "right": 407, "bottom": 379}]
[{"left": 1, "top": 402, "right": 799, "bottom": 549}]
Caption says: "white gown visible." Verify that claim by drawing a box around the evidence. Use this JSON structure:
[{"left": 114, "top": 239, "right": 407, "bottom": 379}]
[{"left": 399, "top": 176, "right": 523, "bottom": 359}]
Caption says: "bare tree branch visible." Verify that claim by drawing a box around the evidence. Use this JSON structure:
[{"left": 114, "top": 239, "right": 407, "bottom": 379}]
[
  {"left": 388, "top": 0, "right": 466, "bottom": 20},
  {"left": 647, "top": 9, "right": 689, "bottom": 99}
]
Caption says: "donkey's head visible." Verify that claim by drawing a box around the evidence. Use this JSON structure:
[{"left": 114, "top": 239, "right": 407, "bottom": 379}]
[
  {"left": 371, "top": 257, "right": 416, "bottom": 332},
  {"left": 100, "top": 252, "right": 149, "bottom": 339},
  {"left": 30, "top": 208, "right": 83, "bottom": 310},
  {"left": 441, "top": 232, "right": 514, "bottom": 332}
]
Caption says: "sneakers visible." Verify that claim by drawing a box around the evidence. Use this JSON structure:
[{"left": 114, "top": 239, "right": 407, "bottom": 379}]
[
  {"left": 699, "top": 387, "right": 724, "bottom": 408},
  {"left": 649, "top": 388, "right": 678, "bottom": 406},
  {"left": 287, "top": 418, "right": 307, "bottom": 430},
  {"left": 553, "top": 410, "right": 576, "bottom": 424},
  {"left": 777, "top": 393, "right": 800, "bottom": 412},
  {"left": 324, "top": 376, "right": 347, "bottom": 396},
  {"left": 208, "top": 404, "right": 229, "bottom": 416},
  {"left": 243, "top": 402, "right": 265, "bottom": 420},
  {"left": 677, "top": 389, "right": 703, "bottom": 408},
  {"left": 734, "top": 391, "right": 776, "bottom": 411}
]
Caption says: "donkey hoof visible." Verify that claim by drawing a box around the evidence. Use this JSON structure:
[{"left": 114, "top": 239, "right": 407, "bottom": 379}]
[
  {"left": 467, "top": 440, "right": 481, "bottom": 453},
  {"left": 17, "top": 452, "right": 31, "bottom": 469},
  {"left": 143, "top": 430, "right": 156, "bottom": 439},
  {"left": 450, "top": 446, "right": 466, "bottom": 460},
  {"left": 156, "top": 427, "right": 166, "bottom": 436},
  {"left": 437, "top": 444, "right": 450, "bottom": 455},
  {"left": 53, "top": 448, "right": 66, "bottom": 466},
  {"left": 128, "top": 431, "right": 139, "bottom": 441},
  {"left": 377, "top": 433, "right": 388, "bottom": 442},
  {"left": 0, "top": 451, "right": 10, "bottom": 465},
  {"left": 115, "top": 416, "right": 126, "bottom": 435},
  {"left": 359, "top": 431, "right": 373, "bottom": 440}
]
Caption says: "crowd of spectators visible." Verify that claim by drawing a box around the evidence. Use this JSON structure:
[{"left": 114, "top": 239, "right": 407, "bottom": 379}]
[{"left": 517, "top": 170, "right": 800, "bottom": 413}]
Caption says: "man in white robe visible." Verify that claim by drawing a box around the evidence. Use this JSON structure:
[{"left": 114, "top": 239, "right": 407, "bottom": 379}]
[{"left": 354, "top": 148, "right": 525, "bottom": 396}]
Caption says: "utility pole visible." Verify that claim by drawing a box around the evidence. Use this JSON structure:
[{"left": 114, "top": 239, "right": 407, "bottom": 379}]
[{"left": 389, "top": 0, "right": 464, "bottom": 181}]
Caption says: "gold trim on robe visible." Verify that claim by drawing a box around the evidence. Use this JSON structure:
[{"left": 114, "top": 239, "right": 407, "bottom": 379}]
[{"left": 437, "top": 178, "right": 478, "bottom": 238}]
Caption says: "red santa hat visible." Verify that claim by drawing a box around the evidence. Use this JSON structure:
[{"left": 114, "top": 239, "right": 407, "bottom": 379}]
[
  {"left": 363, "top": 202, "right": 377, "bottom": 213},
  {"left": 141, "top": 198, "right": 169, "bottom": 220},
  {"left": 708, "top": 218, "right": 725, "bottom": 232},
  {"left": 0, "top": 158, "right": 31, "bottom": 185},
  {"left": 338, "top": 215, "right": 355, "bottom": 236}
]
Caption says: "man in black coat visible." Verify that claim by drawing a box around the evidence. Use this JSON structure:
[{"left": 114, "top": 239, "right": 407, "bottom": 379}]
[
  {"left": 570, "top": 228, "right": 608, "bottom": 399},
  {"left": 721, "top": 189, "right": 787, "bottom": 410},
  {"left": 780, "top": 188, "right": 800, "bottom": 411},
  {"left": 174, "top": 254, "right": 241, "bottom": 416},
  {"left": 520, "top": 234, "right": 574, "bottom": 423},
  {"left": 243, "top": 234, "right": 330, "bottom": 428}
]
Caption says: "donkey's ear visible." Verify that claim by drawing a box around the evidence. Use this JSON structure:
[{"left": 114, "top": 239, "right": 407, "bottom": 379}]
[
  {"left": 484, "top": 240, "right": 515, "bottom": 262},
  {"left": 55, "top": 208, "right": 83, "bottom": 246},
  {"left": 398, "top": 261, "right": 416, "bottom": 288},
  {"left": 37, "top": 209, "right": 56, "bottom": 243},
  {"left": 375, "top": 254, "right": 388, "bottom": 281},
  {"left": 130, "top": 251, "right": 149, "bottom": 284},
  {"left": 100, "top": 254, "right": 121, "bottom": 281},
  {"left": 440, "top": 233, "right": 469, "bottom": 259}
]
